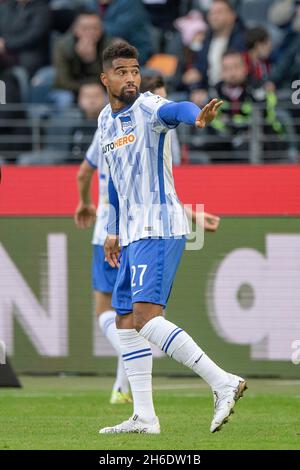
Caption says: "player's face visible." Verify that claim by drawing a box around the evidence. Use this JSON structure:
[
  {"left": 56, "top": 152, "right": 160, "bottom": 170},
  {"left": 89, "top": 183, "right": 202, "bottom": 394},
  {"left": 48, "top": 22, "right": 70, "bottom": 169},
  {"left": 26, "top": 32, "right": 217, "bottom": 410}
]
[{"left": 102, "top": 58, "right": 141, "bottom": 105}]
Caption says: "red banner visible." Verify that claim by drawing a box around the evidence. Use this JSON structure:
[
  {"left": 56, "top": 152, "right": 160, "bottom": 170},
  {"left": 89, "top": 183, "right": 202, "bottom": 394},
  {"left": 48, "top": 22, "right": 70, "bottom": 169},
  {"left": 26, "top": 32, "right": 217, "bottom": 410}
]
[{"left": 0, "top": 165, "right": 300, "bottom": 216}]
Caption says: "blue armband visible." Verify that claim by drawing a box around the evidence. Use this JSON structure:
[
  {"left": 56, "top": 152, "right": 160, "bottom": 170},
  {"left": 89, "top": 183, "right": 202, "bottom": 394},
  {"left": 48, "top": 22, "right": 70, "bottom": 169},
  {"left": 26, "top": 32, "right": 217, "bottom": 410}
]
[{"left": 158, "top": 101, "right": 201, "bottom": 127}]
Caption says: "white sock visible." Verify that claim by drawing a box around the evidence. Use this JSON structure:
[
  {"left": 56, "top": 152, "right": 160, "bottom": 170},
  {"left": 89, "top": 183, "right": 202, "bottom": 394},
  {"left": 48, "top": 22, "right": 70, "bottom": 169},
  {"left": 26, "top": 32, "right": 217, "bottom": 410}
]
[
  {"left": 98, "top": 310, "right": 129, "bottom": 393},
  {"left": 117, "top": 329, "right": 156, "bottom": 423},
  {"left": 140, "top": 316, "right": 229, "bottom": 390}
]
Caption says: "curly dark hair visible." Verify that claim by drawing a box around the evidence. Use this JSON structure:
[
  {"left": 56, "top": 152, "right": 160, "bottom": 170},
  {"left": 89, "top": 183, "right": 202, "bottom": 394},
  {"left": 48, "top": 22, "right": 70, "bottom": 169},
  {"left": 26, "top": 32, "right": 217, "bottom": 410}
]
[{"left": 102, "top": 41, "right": 139, "bottom": 69}]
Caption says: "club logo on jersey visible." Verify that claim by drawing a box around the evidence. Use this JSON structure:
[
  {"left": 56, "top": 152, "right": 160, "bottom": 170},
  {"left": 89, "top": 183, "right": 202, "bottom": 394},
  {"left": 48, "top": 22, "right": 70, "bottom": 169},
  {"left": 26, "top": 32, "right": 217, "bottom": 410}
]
[
  {"left": 102, "top": 133, "right": 136, "bottom": 154},
  {"left": 119, "top": 115, "right": 134, "bottom": 133}
]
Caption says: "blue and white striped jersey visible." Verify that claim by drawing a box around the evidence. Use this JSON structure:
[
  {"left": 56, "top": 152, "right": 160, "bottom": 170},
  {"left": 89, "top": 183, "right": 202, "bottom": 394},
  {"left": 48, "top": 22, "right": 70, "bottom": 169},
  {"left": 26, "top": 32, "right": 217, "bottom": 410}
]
[
  {"left": 97, "top": 92, "right": 190, "bottom": 246},
  {"left": 85, "top": 129, "right": 110, "bottom": 245}
]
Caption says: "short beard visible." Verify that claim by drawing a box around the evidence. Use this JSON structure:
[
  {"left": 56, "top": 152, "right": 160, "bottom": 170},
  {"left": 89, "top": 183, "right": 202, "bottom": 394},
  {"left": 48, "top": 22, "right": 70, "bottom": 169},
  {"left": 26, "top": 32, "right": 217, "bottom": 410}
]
[{"left": 114, "top": 88, "right": 139, "bottom": 106}]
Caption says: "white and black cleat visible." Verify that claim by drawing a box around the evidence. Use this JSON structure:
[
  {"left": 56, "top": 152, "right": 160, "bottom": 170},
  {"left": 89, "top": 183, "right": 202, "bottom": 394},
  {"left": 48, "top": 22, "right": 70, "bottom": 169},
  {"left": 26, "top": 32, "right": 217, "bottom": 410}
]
[
  {"left": 210, "top": 374, "right": 248, "bottom": 433},
  {"left": 99, "top": 414, "right": 160, "bottom": 434}
]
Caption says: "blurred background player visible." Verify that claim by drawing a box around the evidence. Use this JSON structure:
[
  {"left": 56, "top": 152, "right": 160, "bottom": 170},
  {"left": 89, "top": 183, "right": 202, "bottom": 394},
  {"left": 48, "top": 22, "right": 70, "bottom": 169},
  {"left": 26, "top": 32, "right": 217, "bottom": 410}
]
[
  {"left": 74, "top": 128, "right": 132, "bottom": 405},
  {"left": 141, "top": 74, "right": 220, "bottom": 232}
]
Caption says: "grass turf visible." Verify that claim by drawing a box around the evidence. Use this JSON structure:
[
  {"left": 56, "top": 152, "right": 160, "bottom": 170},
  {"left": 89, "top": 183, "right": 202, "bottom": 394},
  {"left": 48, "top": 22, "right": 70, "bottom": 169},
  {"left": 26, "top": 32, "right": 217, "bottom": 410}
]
[{"left": 0, "top": 376, "right": 299, "bottom": 450}]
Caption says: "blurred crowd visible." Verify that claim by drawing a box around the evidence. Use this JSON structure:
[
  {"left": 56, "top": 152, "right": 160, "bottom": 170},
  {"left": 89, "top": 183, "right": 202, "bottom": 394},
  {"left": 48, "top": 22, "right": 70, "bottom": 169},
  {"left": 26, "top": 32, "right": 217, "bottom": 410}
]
[{"left": 0, "top": 0, "right": 299, "bottom": 164}]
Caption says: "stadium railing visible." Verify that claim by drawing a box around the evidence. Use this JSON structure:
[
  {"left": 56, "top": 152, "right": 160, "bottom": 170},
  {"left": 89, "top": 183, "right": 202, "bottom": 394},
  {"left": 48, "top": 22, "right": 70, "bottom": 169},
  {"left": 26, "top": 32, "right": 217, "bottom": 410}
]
[{"left": 0, "top": 101, "right": 299, "bottom": 165}]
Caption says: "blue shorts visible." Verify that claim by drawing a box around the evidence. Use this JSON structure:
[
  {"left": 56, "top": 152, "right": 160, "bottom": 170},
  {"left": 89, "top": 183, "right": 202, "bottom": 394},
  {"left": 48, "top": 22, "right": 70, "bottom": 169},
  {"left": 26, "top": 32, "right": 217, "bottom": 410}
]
[
  {"left": 112, "top": 237, "right": 186, "bottom": 316},
  {"left": 92, "top": 245, "right": 118, "bottom": 293}
]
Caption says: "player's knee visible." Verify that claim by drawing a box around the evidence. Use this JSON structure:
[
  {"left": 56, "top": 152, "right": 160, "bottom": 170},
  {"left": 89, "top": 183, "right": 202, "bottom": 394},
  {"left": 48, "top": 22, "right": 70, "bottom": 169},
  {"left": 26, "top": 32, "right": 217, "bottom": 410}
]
[
  {"left": 132, "top": 306, "right": 147, "bottom": 331},
  {"left": 133, "top": 304, "right": 163, "bottom": 331},
  {"left": 115, "top": 314, "right": 123, "bottom": 329},
  {"left": 133, "top": 310, "right": 158, "bottom": 332},
  {"left": 133, "top": 314, "right": 147, "bottom": 332}
]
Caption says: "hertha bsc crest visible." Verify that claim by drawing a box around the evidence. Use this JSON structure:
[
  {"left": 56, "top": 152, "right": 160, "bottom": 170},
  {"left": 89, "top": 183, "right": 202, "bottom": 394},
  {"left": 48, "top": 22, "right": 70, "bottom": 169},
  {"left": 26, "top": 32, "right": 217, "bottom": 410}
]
[{"left": 119, "top": 115, "right": 134, "bottom": 134}]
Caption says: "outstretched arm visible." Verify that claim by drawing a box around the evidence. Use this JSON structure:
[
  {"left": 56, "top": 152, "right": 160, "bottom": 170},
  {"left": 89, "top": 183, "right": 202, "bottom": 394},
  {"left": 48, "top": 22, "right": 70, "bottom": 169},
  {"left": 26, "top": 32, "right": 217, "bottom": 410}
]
[
  {"left": 185, "top": 206, "right": 221, "bottom": 233},
  {"left": 158, "top": 98, "right": 223, "bottom": 128}
]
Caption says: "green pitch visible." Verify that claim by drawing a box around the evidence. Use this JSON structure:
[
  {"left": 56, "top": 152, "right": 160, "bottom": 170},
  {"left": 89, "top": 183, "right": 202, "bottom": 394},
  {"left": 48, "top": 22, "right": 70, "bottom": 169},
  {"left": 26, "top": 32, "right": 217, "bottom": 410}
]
[{"left": 0, "top": 376, "right": 299, "bottom": 450}]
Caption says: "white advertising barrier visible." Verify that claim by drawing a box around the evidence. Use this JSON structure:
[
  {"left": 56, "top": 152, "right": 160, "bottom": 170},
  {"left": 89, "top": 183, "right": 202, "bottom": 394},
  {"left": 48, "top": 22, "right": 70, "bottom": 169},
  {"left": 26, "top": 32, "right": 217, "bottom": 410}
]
[
  {"left": 0, "top": 234, "right": 68, "bottom": 356},
  {"left": 209, "top": 235, "right": 300, "bottom": 361}
]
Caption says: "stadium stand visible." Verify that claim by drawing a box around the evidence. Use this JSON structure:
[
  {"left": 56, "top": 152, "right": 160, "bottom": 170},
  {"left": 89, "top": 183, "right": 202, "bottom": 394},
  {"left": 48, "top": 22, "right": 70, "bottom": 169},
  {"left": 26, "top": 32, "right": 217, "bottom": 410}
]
[{"left": 0, "top": 0, "right": 299, "bottom": 164}]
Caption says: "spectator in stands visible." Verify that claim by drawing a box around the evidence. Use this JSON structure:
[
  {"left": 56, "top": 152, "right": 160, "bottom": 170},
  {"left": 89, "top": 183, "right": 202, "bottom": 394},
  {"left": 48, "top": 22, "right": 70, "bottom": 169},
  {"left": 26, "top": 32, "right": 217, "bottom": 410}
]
[
  {"left": 17, "top": 80, "right": 107, "bottom": 164},
  {"left": 68, "top": 80, "right": 107, "bottom": 161},
  {"left": 268, "top": 0, "right": 300, "bottom": 89},
  {"left": 268, "top": 3, "right": 300, "bottom": 141},
  {"left": 0, "top": 63, "right": 32, "bottom": 163},
  {"left": 0, "top": 0, "right": 51, "bottom": 78},
  {"left": 244, "top": 27, "right": 273, "bottom": 89},
  {"left": 0, "top": 0, "right": 45, "bottom": 160},
  {"left": 182, "top": 0, "right": 246, "bottom": 106},
  {"left": 102, "top": 0, "right": 153, "bottom": 65},
  {"left": 270, "top": 34, "right": 300, "bottom": 89},
  {"left": 53, "top": 9, "right": 110, "bottom": 104},
  {"left": 174, "top": 9, "right": 208, "bottom": 82},
  {"left": 206, "top": 50, "right": 285, "bottom": 161}
]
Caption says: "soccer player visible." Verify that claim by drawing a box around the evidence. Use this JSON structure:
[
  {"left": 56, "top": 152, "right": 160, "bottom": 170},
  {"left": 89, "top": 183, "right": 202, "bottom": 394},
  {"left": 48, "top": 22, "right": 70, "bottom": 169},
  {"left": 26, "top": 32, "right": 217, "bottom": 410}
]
[
  {"left": 74, "top": 79, "right": 218, "bottom": 407},
  {"left": 99, "top": 41, "right": 247, "bottom": 434},
  {"left": 99, "top": 41, "right": 246, "bottom": 434},
  {"left": 75, "top": 129, "right": 132, "bottom": 405}
]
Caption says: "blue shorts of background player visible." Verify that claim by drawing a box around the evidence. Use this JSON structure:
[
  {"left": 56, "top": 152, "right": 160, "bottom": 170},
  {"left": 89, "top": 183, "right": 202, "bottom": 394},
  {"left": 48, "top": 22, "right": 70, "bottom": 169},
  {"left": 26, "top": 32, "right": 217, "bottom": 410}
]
[
  {"left": 92, "top": 245, "right": 118, "bottom": 293},
  {"left": 112, "top": 236, "right": 186, "bottom": 316}
]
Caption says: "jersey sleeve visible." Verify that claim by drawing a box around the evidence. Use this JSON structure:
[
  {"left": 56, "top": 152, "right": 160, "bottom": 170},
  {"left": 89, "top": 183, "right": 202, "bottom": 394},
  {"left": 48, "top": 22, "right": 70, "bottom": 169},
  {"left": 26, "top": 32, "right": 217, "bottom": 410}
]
[
  {"left": 142, "top": 93, "right": 177, "bottom": 133},
  {"left": 107, "top": 175, "right": 119, "bottom": 236},
  {"left": 85, "top": 129, "right": 100, "bottom": 168}
]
